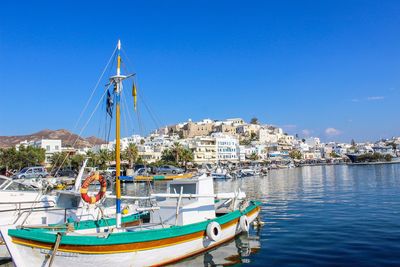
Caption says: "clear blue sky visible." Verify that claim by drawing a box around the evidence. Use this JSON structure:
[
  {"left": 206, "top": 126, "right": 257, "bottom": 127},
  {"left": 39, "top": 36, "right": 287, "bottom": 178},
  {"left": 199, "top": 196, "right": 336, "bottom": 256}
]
[{"left": 1, "top": 0, "right": 399, "bottom": 142}]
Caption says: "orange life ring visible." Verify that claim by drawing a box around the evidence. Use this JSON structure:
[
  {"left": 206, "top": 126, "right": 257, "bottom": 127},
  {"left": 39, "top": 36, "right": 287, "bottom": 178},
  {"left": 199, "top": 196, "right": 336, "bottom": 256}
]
[{"left": 80, "top": 172, "right": 107, "bottom": 204}]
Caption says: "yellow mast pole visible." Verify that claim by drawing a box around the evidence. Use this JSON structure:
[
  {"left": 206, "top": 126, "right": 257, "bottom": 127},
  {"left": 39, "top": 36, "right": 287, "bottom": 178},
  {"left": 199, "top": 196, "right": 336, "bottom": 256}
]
[{"left": 115, "top": 40, "right": 122, "bottom": 227}]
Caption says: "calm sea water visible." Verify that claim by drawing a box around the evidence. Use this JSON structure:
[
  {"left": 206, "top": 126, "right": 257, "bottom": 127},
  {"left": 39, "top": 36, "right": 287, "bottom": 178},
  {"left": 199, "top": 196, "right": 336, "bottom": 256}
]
[
  {"left": 3, "top": 164, "right": 399, "bottom": 266},
  {"left": 167, "top": 164, "right": 400, "bottom": 266}
]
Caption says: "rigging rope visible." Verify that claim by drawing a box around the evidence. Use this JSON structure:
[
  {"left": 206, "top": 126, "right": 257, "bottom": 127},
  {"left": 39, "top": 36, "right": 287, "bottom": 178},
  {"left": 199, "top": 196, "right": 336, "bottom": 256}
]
[
  {"left": 54, "top": 84, "right": 113, "bottom": 175},
  {"left": 49, "top": 46, "right": 117, "bottom": 175},
  {"left": 120, "top": 89, "right": 130, "bottom": 139},
  {"left": 121, "top": 86, "right": 135, "bottom": 134}
]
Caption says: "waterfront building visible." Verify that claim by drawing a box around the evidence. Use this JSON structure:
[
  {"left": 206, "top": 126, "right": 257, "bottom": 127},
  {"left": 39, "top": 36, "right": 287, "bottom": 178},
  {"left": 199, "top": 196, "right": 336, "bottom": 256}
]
[
  {"left": 212, "top": 133, "right": 239, "bottom": 162},
  {"left": 16, "top": 139, "right": 62, "bottom": 167},
  {"left": 237, "top": 145, "right": 246, "bottom": 161},
  {"left": 137, "top": 144, "right": 162, "bottom": 163},
  {"left": 188, "top": 136, "right": 217, "bottom": 164},
  {"left": 372, "top": 145, "right": 396, "bottom": 156},
  {"left": 304, "top": 137, "right": 321, "bottom": 148},
  {"left": 302, "top": 150, "right": 323, "bottom": 160}
]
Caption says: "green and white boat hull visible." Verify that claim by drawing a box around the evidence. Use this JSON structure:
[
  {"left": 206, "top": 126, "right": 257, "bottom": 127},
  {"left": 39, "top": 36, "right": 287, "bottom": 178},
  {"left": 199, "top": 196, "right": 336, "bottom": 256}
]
[{"left": 1, "top": 202, "right": 260, "bottom": 267}]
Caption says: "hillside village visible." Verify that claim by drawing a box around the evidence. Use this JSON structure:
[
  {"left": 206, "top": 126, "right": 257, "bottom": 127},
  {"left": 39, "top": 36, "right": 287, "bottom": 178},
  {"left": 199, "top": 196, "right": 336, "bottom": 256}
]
[{"left": 6, "top": 118, "right": 398, "bottom": 168}]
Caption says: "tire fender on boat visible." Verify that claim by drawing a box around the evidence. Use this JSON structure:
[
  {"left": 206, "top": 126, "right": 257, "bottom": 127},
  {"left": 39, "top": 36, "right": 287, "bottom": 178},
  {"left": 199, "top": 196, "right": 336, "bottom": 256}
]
[
  {"left": 206, "top": 221, "right": 222, "bottom": 241},
  {"left": 239, "top": 215, "right": 250, "bottom": 232}
]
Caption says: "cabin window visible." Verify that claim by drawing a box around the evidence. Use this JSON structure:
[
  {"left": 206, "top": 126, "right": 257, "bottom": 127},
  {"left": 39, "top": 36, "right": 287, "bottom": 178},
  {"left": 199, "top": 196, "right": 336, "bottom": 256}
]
[{"left": 170, "top": 183, "right": 196, "bottom": 194}]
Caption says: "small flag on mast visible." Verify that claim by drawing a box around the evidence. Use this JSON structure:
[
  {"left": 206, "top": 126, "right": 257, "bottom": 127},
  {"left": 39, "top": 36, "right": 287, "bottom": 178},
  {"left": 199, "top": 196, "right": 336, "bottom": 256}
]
[
  {"left": 106, "top": 90, "right": 114, "bottom": 117},
  {"left": 132, "top": 82, "right": 137, "bottom": 111}
]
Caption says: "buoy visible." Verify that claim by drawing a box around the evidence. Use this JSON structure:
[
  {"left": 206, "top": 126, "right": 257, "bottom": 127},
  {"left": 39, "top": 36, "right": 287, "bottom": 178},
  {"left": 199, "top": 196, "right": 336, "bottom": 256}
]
[
  {"left": 80, "top": 172, "right": 107, "bottom": 204},
  {"left": 240, "top": 215, "right": 250, "bottom": 232},
  {"left": 206, "top": 221, "right": 222, "bottom": 241}
]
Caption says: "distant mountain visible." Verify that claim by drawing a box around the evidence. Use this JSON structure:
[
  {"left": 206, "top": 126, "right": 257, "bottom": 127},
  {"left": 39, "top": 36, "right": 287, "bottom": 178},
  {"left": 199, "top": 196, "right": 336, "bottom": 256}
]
[{"left": 0, "top": 129, "right": 106, "bottom": 149}]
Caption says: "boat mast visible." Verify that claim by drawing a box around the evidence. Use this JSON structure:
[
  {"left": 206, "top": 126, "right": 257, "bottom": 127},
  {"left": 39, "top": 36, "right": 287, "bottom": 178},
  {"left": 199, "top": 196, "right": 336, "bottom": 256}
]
[
  {"left": 109, "top": 40, "right": 135, "bottom": 227},
  {"left": 111, "top": 40, "right": 124, "bottom": 227}
]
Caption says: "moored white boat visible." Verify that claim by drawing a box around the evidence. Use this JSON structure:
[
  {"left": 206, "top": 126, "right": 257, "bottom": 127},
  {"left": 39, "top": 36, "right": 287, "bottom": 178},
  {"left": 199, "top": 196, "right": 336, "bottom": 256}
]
[{"left": 1, "top": 174, "right": 261, "bottom": 267}]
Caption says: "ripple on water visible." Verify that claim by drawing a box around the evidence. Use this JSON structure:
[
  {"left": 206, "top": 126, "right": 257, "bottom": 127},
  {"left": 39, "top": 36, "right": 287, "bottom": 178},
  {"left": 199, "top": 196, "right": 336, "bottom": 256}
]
[{"left": 120, "top": 164, "right": 400, "bottom": 266}]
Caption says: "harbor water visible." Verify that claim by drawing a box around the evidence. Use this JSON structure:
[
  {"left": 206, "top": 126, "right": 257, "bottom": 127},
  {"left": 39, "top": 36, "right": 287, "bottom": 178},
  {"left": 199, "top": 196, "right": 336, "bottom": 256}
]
[
  {"left": 2, "top": 164, "right": 399, "bottom": 266},
  {"left": 167, "top": 164, "right": 400, "bottom": 266}
]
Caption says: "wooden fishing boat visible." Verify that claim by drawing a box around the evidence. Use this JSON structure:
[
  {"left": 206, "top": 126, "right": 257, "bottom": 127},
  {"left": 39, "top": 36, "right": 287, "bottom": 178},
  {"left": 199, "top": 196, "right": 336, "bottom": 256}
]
[
  {"left": 0, "top": 160, "right": 143, "bottom": 258},
  {"left": 1, "top": 175, "right": 261, "bottom": 266},
  {"left": 0, "top": 40, "right": 262, "bottom": 267}
]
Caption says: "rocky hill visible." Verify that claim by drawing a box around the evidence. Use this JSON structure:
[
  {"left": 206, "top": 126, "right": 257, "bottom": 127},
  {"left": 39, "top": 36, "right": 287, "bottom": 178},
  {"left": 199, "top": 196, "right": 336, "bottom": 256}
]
[{"left": 0, "top": 129, "right": 105, "bottom": 149}]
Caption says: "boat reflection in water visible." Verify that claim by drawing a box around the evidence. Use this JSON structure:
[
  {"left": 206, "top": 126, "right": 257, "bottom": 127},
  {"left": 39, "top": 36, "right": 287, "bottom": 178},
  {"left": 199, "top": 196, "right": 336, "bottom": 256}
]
[{"left": 171, "top": 233, "right": 261, "bottom": 266}]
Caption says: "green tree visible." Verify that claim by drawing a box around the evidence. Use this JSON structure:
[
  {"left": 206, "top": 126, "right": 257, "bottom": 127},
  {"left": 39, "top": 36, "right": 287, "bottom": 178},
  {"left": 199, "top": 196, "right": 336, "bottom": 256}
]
[
  {"left": 123, "top": 143, "right": 139, "bottom": 168},
  {"left": 50, "top": 152, "right": 72, "bottom": 169},
  {"left": 329, "top": 151, "right": 340, "bottom": 158},
  {"left": 351, "top": 139, "right": 356, "bottom": 147},
  {"left": 161, "top": 149, "right": 175, "bottom": 163},
  {"left": 70, "top": 154, "right": 85, "bottom": 170},
  {"left": 250, "top": 117, "right": 259, "bottom": 125},
  {"left": 17, "top": 146, "right": 46, "bottom": 169},
  {"left": 248, "top": 152, "right": 259, "bottom": 161},
  {"left": 97, "top": 149, "right": 112, "bottom": 169},
  {"left": 0, "top": 147, "right": 18, "bottom": 171},
  {"left": 0, "top": 146, "right": 45, "bottom": 171},
  {"left": 240, "top": 139, "right": 252, "bottom": 146},
  {"left": 171, "top": 142, "right": 183, "bottom": 163},
  {"left": 180, "top": 148, "right": 194, "bottom": 169},
  {"left": 384, "top": 154, "right": 392, "bottom": 162},
  {"left": 86, "top": 150, "right": 99, "bottom": 168},
  {"left": 250, "top": 132, "right": 257, "bottom": 141},
  {"left": 289, "top": 150, "right": 302, "bottom": 160}
]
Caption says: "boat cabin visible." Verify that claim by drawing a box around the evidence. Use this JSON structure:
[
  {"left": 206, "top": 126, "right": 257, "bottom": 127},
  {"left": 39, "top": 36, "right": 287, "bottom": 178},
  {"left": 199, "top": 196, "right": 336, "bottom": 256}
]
[{"left": 151, "top": 175, "right": 216, "bottom": 226}]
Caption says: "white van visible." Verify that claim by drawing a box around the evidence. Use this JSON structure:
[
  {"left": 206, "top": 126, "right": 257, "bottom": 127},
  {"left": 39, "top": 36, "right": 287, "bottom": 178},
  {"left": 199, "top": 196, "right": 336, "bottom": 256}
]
[{"left": 13, "top": 166, "right": 48, "bottom": 179}]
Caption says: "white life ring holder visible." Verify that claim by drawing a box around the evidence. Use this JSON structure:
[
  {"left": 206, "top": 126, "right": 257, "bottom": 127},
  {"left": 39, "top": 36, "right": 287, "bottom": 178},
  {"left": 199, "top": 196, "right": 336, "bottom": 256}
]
[
  {"left": 240, "top": 215, "right": 250, "bottom": 232},
  {"left": 206, "top": 221, "right": 222, "bottom": 241}
]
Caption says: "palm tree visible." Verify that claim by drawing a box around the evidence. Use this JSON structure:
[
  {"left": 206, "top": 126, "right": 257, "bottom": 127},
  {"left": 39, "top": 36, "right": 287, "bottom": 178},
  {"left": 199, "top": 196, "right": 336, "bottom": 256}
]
[
  {"left": 124, "top": 143, "right": 139, "bottom": 168},
  {"left": 180, "top": 148, "right": 194, "bottom": 170},
  {"left": 50, "top": 152, "right": 71, "bottom": 169},
  {"left": 86, "top": 150, "right": 99, "bottom": 168},
  {"left": 171, "top": 142, "right": 183, "bottom": 164},
  {"left": 98, "top": 149, "right": 112, "bottom": 169}
]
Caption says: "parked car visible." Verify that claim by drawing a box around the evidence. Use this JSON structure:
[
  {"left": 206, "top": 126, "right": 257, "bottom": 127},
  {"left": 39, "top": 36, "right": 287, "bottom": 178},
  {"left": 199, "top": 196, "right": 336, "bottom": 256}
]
[
  {"left": 134, "top": 164, "right": 145, "bottom": 171},
  {"left": 134, "top": 168, "right": 148, "bottom": 176},
  {"left": 104, "top": 166, "right": 123, "bottom": 177},
  {"left": 155, "top": 165, "right": 184, "bottom": 175},
  {"left": 104, "top": 166, "right": 116, "bottom": 174},
  {"left": 52, "top": 168, "right": 78, "bottom": 178},
  {"left": 13, "top": 166, "right": 48, "bottom": 179}
]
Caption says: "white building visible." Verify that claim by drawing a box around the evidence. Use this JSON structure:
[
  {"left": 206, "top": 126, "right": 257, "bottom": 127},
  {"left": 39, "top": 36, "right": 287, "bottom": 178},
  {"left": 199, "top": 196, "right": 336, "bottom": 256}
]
[
  {"left": 188, "top": 136, "right": 217, "bottom": 164},
  {"left": 16, "top": 139, "right": 62, "bottom": 166},
  {"left": 305, "top": 137, "right": 321, "bottom": 148},
  {"left": 236, "top": 124, "right": 261, "bottom": 137},
  {"left": 212, "top": 133, "right": 239, "bottom": 162},
  {"left": 258, "top": 127, "right": 282, "bottom": 144},
  {"left": 137, "top": 145, "right": 162, "bottom": 163},
  {"left": 91, "top": 143, "right": 112, "bottom": 153},
  {"left": 91, "top": 134, "right": 143, "bottom": 153}
]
